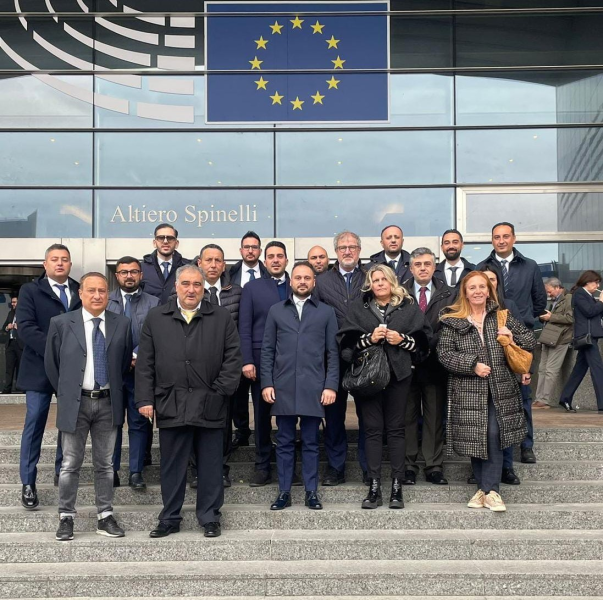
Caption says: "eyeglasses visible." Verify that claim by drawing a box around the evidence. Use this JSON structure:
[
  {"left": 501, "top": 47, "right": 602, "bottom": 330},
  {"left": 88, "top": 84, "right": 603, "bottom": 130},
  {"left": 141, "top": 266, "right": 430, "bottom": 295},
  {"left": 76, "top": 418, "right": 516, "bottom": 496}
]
[
  {"left": 242, "top": 244, "right": 260, "bottom": 251},
  {"left": 155, "top": 235, "right": 176, "bottom": 243},
  {"left": 116, "top": 269, "right": 141, "bottom": 277},
  {"left": 336, "top": 245, "right": 360, "bottom": 253}
]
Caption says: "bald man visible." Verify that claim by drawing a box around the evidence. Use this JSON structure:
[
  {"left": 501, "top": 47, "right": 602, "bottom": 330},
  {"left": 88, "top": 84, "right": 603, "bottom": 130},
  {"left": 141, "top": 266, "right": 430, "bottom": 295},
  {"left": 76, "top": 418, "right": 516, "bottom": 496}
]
[{"left": 307, "top": 246, "right": 330, "bottom": 274}]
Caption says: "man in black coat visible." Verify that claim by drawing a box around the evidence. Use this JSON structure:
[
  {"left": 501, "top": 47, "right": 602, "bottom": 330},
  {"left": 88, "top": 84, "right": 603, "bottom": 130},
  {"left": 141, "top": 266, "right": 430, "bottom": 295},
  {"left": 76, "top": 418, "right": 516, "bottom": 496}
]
[
  {"left": 434, "top": 229, "right": 475, "bottom": 287},
  {"left": 2, "top": 296, "right": 23, "bottom": 394},
  {"left": 314, "top": 231, "right": 368, "bottom": 486},
  {"left": 136, "top": 265, "right": 241, "bottom": 539},
  {"left": 141, "top": 223, "right": 190, "bottom": 305},
  {"left": 402, "top": 248, "right": 456, "bottom": 486},
  {"left": 369, "top": 225, "right": 411, "bottom": 284},
  {"left": 17, "top": 244, "right": 82, "bottom": 511}
]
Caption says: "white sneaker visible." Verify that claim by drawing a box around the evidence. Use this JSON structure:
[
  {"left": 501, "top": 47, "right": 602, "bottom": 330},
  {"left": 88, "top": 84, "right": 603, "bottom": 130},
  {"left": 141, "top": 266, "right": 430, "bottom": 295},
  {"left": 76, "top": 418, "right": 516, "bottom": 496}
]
[
  {"left": 467, "top": 489, "right": 485, "bottom": 509},
  {"left": 484, "top": 491, "right": 506, "bottom": 512}
]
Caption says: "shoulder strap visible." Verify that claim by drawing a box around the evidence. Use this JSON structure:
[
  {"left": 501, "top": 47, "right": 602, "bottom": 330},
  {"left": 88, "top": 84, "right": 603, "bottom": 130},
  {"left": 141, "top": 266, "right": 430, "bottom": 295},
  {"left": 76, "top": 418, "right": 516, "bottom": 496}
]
[{"left": 497, "top": 309, "right": 508, "bottom": 329}]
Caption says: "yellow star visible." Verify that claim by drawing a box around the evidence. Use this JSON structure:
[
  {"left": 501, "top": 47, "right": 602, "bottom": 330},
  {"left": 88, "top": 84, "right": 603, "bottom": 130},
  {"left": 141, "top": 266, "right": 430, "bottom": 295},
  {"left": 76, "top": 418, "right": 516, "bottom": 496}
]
[
  {"left": 311, "top": 20, "right": 325, "bottom": 34},
  {"left": 270, "top": 21, "right": 283, "bottom": 34},
  {"left": 326, "top": 35, "right": 340, "bottom": 49},
  {"left": 270, "top": 91, "right": 284, "bottom": 105},
  {"left": 326, "top": 76, "right": 340, "bottom": 89},
  {"left": 332, "top": 56, "right": 346, "bottom": 69},
  {"left": 249, "top": 56, "right": 263, "bottom": 70},
  {"left": 290, "top": 15, "right": 304, "bottom": 29},
  {"left": 311, "top": 91, "right": 325, "bottom": 105},
  {"left": 255, "top": 76, "right": 269, "bottom": 90},
  {"left": 254, "top": 36, "right": 268, "bottom": 49},
  {"left": 290, "top": 96, "right": 304, "bottom": 110}
]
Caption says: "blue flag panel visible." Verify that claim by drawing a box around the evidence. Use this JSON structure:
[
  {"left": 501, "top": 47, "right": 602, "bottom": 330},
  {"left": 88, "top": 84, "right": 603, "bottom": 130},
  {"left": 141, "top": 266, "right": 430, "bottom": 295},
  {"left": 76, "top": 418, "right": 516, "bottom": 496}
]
[{"left": 205, "top": 2, "right": 389, "bottom": 123}]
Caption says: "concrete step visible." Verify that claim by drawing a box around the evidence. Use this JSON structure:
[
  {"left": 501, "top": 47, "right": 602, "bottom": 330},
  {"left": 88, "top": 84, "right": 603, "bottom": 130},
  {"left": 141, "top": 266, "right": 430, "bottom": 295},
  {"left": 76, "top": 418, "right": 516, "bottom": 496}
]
[
  {"left": 0, "top": 559, "right": 602, "bottom": 597},
  {"left": 2, "top": 530, "right": 603, "bottom": 563},
  {"left": 4, "top": 503, "right": 603, "bottom": 533},
  {"left": 13, "top": 597, "right": 603, "bottom": 600},
  {"left": 1, "top": 480, "right": 602, "bottom": 508}
]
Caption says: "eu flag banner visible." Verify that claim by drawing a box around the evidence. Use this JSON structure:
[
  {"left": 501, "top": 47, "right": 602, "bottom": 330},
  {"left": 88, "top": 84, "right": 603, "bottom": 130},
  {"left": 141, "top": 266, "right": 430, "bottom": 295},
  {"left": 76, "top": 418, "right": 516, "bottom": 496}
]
[{"left": 205, "top": 2, "right": 389, "bottom": 123}]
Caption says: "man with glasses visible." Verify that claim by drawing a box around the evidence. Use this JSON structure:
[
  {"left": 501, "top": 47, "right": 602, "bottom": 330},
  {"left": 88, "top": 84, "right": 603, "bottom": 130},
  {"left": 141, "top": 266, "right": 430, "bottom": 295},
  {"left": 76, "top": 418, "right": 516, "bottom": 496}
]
[
  {"left": 314, "top": 231, "right": 368, "bottom": 486},
  {"left": 370, "top": 225, "right": 411, "bottom": 284},
  {"left": 107, "top": 257, "right": 159, "bottom": 490},
  {"left": 141, "top": 224, "right": 190, "bottom": 305}
]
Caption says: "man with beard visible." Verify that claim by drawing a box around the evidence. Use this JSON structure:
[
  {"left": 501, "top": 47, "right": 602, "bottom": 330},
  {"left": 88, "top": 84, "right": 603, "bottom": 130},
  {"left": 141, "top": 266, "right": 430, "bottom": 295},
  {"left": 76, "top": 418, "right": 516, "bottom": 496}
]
[
  {"left": 434, "top": 229, "right": 475, "bottom": 287},
  {"left": 369, "top": 225, "right": 411, "bottom": 284},
  {"left": 307, "top": 245, "right": 330, "bottom": 274}
]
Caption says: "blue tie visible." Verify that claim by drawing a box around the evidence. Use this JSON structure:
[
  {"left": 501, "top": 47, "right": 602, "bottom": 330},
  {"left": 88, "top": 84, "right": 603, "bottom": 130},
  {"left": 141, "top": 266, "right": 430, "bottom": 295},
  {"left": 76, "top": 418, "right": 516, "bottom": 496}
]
[
  {"left": 500, "top": 260, "right": 510, "bottom": 294},
  {"left": 161, "top": 261, "right": 170, "bottom": 280},
  {"left": 92, "top": 318, "right": 109, "bottom": 389},
  {"left": 55, "top": 284, "right": 69, "bottom": 311},
  {"left": 124, "top": 294, "right": 133, "bottom": 318},
  {"left": 344, "top": 272, "right": 352, "bottom": 294},
  {"left": 248, "top": 269, "right": 256, "bottom": 281}
]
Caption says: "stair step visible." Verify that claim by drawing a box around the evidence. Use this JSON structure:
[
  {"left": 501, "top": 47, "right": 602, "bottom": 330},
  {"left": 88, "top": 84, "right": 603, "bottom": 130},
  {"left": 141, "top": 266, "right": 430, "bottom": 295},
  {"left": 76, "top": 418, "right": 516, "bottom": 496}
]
[
  {"left": 0, "top": 560, "right": 602, "bottom": 597},
  {"left": 13, "top": 597, "right": 603, "bottom": 600}
]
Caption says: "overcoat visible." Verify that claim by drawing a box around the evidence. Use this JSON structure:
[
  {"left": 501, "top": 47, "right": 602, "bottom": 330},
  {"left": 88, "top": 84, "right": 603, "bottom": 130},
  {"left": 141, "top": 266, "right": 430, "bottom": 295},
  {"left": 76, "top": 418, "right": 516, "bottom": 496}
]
[
  {"left": 141, "top": 250, "right": 190, "bottom": 305},
  {"left": 571, "top": 287, "right": 603, "bottom": 339},
  {"left": 369, "top": 250, "right": 411, "bottom": 284},
  {"left": 437, "top": 299, "right": 536, "bottom": 460},
  {"left": 261, "top": 295, "right": 339, "bottom": 418}
]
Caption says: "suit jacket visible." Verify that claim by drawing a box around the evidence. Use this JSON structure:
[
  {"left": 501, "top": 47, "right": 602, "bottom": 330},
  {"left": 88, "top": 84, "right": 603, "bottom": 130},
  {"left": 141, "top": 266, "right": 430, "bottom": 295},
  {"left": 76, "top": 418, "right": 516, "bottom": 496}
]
[
  {"left": 369, "top": 249, "right": 411, "bottom": 284},
  {"left": 571, "top": 287, "right": 603, "bottom": 339},
  {"left": 44, "top": 309, "right": 133, "bottom": 434},
  {"left": 434, "top": 258, "right": 475, "bottom": 287},
  {"left": 229, "top": 260, "right": 270, "bottom": 287},
  {"left": 16, "top": 274, "right": 82, "bottom": 393},
  {"left": 238, "top": 276, "right": 291, "bottom": 366}
]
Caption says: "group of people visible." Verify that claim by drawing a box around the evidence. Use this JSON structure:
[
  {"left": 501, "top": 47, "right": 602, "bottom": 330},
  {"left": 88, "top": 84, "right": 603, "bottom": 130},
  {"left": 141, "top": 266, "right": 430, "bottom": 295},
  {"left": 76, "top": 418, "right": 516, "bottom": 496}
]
[{"left": 11, "top": 220, "right": 603, "bottom": 542}]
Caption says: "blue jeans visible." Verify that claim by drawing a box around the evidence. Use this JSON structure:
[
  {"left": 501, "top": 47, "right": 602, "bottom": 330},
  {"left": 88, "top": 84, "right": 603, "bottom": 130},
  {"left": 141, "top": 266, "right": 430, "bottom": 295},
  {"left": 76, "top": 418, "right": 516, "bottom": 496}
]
[
  {"left": 502, "top": 383, "right": 533, "bottom": 468},
  {"left": 471, "top": 398, "right": 504, "bottom": 494}
]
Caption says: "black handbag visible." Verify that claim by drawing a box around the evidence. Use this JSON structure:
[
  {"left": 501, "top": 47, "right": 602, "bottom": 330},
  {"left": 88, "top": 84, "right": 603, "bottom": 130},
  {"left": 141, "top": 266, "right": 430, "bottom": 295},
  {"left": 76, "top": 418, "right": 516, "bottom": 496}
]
[
  {"left": 572, "top": 319, "right": 593, "bottom": 350},
  {"left": 342, "top": 344, "right": 390, "bottom": 396}
]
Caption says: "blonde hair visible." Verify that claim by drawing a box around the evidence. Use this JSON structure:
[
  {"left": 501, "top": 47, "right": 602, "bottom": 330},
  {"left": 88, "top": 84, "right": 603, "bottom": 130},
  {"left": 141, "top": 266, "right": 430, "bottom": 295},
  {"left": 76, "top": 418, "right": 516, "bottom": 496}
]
[
  {"left": 440, "top": 271, "right": 496, "bottom": 320},
  {"left": 361, "top": 264, "right": 412, "bottom": 307}
]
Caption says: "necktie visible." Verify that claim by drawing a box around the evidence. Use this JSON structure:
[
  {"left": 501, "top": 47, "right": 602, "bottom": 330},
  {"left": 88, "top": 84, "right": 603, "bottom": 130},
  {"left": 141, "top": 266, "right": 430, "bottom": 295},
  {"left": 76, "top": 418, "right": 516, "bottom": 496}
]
[
  {"left": 10, "top": 316, "right": 16, "bottom": 339},
  {"left": 419, "top": 287, "right": 428, "bottom": 313},
  {"left": 161, "top": 261, "right": 170, "bottom": 280},
  {"left": 124, "top": 294, "right": 133, "bottom": 318},
  {"left": 55, "top": 284, "right": 69, "bottom": 311},
  {"left": 449, "top": 266, "right": 459, "bottom": 287},
  {"left": 500, "top": 260, "right": 510, "bottom": 294},
  {"left": 209, "top": 286, "right": 219, "bottom": 305},
  {"left": 248, "top": 269, "right": 256, "bottom": 281},
  {"left": 344, "top": 272, "right": 352, "bottom": 294},
  {"left": 388, "top": 260, "right": 396, "bottom": 271},
  {"left": 92, "top": 318, "right": 108, "bottom": 389},
  {"left": 181, "top": 309, "right": 197, "bottom": 324}
]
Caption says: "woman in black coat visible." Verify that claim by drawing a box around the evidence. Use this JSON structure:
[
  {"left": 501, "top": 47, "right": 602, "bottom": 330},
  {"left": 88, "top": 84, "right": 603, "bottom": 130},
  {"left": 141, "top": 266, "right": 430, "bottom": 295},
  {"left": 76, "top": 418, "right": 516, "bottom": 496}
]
[
  {"left": 338, "top": 265, "right": 431, "bottom": 510},
  {"left": 559, "top": 270, "right": 603, "bottom": 412}
]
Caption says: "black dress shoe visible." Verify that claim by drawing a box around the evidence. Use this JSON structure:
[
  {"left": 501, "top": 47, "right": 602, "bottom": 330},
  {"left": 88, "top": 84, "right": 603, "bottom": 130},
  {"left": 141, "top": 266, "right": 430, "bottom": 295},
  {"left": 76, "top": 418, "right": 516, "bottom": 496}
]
[
  {"left": 292, "top": 473, "right": 303, "bottom": 486},
  {"left": 401, "top": 470, "right": 416, "bottom": 485},
  {"left": 190, "top": 477, "right": 198, "bottom": 489},
  {"left": 223, "top": 473, "right": 232, "bottom": 488},
  {"left": 270, "top": 491, "right": 292, "bottom": 510},
  {"left": 389, "top": 478, "right": 404, "bottom": 509},
  {"left": 502, "top": 468, "right": 521, "bottom": 485},
  {"left": 128, "top": 473, "right": 146, "bottom": 490},
  {"left": 204, "top": 522, "right": 221, "bottom": 538},
  {"left": 55, "top": 516, "right": 74, "bottom": 541},
  {"left": 149, "top": 522, "right": 180, "bottom": 538},
  {"left": 426, "top": 471, "right": 448, "bottom": 485},
  {"left": 113, "top": 472, "right": 121, "bottom": 488},
  {"left": 560, "top": 401, "right": 577, "bottom": 413},
  {"left": 467, "top": 473, "right": 477, "bottom": 485},
  {"left": 305, "top": 491, "right": 323, "bottom": 510},
  {"left": 231, "top": 435, "right": 249, "bottom": 450},
  {"left": 21, "top": 484, "right": 39, "bottom": 510},
  {"left": 54, "top": 473, "right": 59, "bottom": 487},
  {"left": 520, "top": 448, "right": 537, "bottom": 464},
  {"left": 143, "top": 456, "right": 153, "bottom": 467},
  {"left": 362, "top": 478, "right": 382, "bottom": 509},
  {"left": 322, "top": 467, "right": 345, "bottom": 486},
  {"left": 250, "top": 470, "right": 272, "bottom": 487}
]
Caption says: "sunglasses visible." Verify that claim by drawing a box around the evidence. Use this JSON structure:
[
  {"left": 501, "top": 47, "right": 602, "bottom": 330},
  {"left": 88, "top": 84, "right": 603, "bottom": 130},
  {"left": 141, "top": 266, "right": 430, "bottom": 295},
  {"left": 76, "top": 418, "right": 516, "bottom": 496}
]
[{"left": 155, "top": 235, "right": 177, "bottom": 243}]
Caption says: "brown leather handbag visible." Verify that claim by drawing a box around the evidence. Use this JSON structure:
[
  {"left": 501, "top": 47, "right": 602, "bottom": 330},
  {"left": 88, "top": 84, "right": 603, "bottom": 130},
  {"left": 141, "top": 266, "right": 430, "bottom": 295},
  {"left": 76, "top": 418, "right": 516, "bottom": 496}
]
[{"left": 496, "top": 310, "right": 533, "bottom": 374}]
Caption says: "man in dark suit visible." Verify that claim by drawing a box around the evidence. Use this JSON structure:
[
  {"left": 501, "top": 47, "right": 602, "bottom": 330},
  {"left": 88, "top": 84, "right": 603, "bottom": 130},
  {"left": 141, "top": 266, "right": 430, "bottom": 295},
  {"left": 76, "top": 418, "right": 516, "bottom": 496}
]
[
  {"left": 17, "top": 244, "right": 82, "bottom": 511},
  {"left": 369, "top": 225, "right": 411, "bottom": 283},
  {"left": 238, "top": 241, "right": 291, "bottom": 487},
  {"left": 136, "top": 265, "right": 241, "bottom": 539},
  {"left": 107, "top": 256, "right": 159, "bottom": 490},
  {"left": 2, "top": 296, "right": 23, "bottom": 394},
  {"left": 45, "top": 272, "right": 133, "bottom": 541},
  {"left": 434, "top": 229, "right": 475, "bottom": 287}
]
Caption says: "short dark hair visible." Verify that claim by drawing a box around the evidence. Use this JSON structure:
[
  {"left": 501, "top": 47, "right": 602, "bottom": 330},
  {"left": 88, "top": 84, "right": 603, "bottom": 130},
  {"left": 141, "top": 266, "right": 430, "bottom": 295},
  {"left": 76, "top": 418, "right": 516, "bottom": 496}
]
[
  {"left": 116, "top": 256, "right": 141, "bottom": 270},
  {"left": 265, "top": 241, "right": 287, "bottom": 257},
  {"left": 240, "top": 231, "right": 261, "bottom": 246},
  {"left": 441, "top": 228, "right": 464, "bottom": 242},
  {"left": 492, "top": 222, "right": 515, "bottom": 235},
  {"left": 292, "top": 260, "right": 315, "bottom": 275},
  {"left": 45, "top": 243, "right": 71, "bottom": 260},
  {"left": 154, "top": 223, "right": 178, "bottom": 238},
  {"left": 80, "top": 272, "right": 108, "bottom": 286},
  {"left": 380, "top": 224, "right": 403, "bottom": 238},
  {"left": 199, "top": 244, "right": 224, "bottom": 260}
]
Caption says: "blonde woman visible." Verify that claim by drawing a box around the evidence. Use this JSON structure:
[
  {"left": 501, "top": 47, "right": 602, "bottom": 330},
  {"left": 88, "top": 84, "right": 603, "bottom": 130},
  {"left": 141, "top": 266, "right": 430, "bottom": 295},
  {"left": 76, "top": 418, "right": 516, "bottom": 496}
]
[{"left": 338, "top": 265, "right": 431, "bottom": 510}]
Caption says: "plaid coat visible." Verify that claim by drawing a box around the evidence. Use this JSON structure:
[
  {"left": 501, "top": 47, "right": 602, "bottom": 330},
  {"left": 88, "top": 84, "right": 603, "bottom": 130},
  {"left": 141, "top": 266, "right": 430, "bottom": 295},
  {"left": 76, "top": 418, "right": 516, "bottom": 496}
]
[{"left": 437, "top": 300, "right": 536, "bottom": 460}]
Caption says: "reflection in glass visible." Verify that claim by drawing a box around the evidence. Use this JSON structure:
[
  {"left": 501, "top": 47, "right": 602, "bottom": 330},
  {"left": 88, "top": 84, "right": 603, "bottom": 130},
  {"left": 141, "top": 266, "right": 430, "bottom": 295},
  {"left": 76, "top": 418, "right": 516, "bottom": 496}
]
[
  {"left": 0, "top": 190, "right": 92, "bottom": 238},
  {"left": 390, "top": 16, "right": 452, "bottom": 69},
  {"left": 276, "top": 188, "right": 453, "bottom": 237}
]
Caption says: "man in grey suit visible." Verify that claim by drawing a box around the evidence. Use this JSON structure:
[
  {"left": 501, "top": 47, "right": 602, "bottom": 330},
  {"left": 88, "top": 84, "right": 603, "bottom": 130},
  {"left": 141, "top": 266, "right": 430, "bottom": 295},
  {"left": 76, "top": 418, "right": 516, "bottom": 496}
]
[{"left": 45, "top": 272, "right": 133, "bottom": 542}]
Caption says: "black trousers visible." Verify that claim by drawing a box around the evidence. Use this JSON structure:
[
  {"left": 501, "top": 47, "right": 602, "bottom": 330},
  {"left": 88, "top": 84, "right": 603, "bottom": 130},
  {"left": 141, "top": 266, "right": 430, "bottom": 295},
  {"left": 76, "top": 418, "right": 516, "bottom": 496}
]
[
  {"left": 232, "top": 376, "right": 252, "bottom": 439},
  {"left": 251, "top": 349, "right": 274, "bottom": 472},
  {"left": 360, "top": 375, "right": 412, "bottom": 480},
  {"left": 158, "top": 426, "right": 224, "bottom": 526},
  {"left": 560, "top": 343, "right": 603, "bottom": 410},
  {"left": 3, "top": 339, "right": 22, "bottom": 393}
]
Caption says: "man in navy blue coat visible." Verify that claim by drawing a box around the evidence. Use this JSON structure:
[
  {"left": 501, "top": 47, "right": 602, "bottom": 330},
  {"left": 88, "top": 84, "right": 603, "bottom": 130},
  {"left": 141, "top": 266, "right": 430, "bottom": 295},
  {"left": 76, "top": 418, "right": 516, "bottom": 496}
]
[
  {"left": 238, "top": 241, "right": 290, "bottom": 487},
  {"left": 17, "top": 244, "right": 82, "bottom": 510},
  {"left": 261, "top": 262, "right": 339, "bottom": 510}
]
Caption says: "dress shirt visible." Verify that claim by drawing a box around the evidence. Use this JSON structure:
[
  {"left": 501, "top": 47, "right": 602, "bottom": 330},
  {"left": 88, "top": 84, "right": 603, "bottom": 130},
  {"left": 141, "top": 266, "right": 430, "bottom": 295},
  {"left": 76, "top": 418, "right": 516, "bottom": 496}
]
[
  {"left": 495, "top": 252, "right": 515, "bottom": 271},
  {"left": 120, "top": 288, "right": 141, "bottom": 311},
  {"left": 204, "top": 279, "right": 222, "bottom": 306},
  {"left": 241, "top": 264, "right": 261, "bottom": 287},
  {"left": 159, "top": 257, "right": 173, "bottom": 270},
  {"left": 273, "top": 274, "right": 287, "bottom": 284},
  {"left": 82, "top": 308, "right": 109, "bottom": 391},
  {"left": 293, "top": 294, "right": 309, "bottom": 320},
  {"left": 47, "top": 276, "right": 72, "bottom": 306},
  {"left": 444, "top": 261, "right": 462, "bottom": 287},
  {"left": 413, "top": 280, "right": 433, "bottom": 305},
  {"left": 339, "top": 266, "right": 357, "bottom": 278},
  {"left": 386, "top": 254, "right": 402, "bottom": 271}
]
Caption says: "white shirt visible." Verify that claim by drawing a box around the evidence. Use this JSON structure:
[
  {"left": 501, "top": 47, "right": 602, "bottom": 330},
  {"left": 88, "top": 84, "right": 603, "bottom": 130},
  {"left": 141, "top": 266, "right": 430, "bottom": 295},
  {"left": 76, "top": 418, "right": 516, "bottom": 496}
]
[
  {"left": 338, "top": 266, "right": 356, "bottom": 278},
  {"left": 158, "top": 257, "right": 173, "bottom": 275},
  {"left": 47, "top": 277, "right": 72, "bottom": 307},
  {"left": 82, "top": 308, "right": 109, "bottom": 391},
  {"left": 241, "top": 264, "right": 261, "bottom": 287},
  {"left": 120, "top": 288, "right": 140, "bottom": 311},
  {"left": 414, "top": 281, "right": 433, "bottom": 305},
  {"left": 444, "top": 261, "right": 462, "bottom": 287},
  {"left": 385, "top": 253, "right": 401, "bottom": 271},
  {"left": 293, "top": 294, "right": 309, "bottom": 320},
  {"left": 495, "top": 252, "right": 515, "bottom": 273},
  {"left": 273, "top": 274, "right": 287, "bottom": 284},
  {"left": 204, "top": 279, "right": 222, "bottom": 305}
]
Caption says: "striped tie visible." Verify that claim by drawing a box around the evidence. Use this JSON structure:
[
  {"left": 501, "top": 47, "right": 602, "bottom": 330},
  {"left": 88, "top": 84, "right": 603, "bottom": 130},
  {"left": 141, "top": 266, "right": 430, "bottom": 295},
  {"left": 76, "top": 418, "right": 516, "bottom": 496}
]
[{"left": 500, "top": 260, "right": 510, "bottom": 294}]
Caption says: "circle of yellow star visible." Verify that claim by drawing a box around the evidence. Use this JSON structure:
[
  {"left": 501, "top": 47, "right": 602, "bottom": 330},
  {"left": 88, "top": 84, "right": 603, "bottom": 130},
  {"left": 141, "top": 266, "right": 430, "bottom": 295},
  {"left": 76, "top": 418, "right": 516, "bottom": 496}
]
[
  {"left": 311, "top": 91, "right": 325, "bottom": 105},
  {"left": 270, "top": 91, "right": 284, "bottom": 105},
  {"left": 270, "top": 21, "right": 283, "bottom": 34},
  {"left": 290, "top": 16, "right": 304, "bottom": 29},
  {"left": 254, "top": 36, "right": 268, "bottom": 49},
  {"left": 255, "top": 76, "right": 269, "bottom": 90},
  {"left": 249, "top": 56, "right": 263, "bottom": 70},
  {"left": 326, "top": 35, "right": 340, "bottom": 49},
  {"left": 290, "top": 96, "right": 304, "bottom": 110},
  {"left": 326, "top": 76, "right": 340, "bottom": 89},
  {"left": 311, "top": 21, "right": 325, "bottom": 34},
  {"left": 332, "top": 56, "right": 346, "bottom": 69}
]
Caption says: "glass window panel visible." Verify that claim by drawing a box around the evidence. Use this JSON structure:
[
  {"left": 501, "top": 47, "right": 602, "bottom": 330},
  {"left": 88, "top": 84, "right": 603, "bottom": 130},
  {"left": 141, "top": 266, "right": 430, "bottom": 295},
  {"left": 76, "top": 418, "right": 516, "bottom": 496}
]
[
  {"left": 95, "top": 189, "right": 274, "bottom": 238},
  {"left": 390, "top": 74, "right": 453, "bottom": 126},
  {"left": 0, "top": 133, "right": 92, "bottom": 185},
  {"left": 277, "top": 131, "right": 454, "bottom": 185},
  {"left": 95, "top": 133, "right": 274, "bottom": 186},
  {"left": 0, "top": 190, "right": 92, "bottom": 238},
  {"left": 276, "top": 188, "right": 454, "bottom": 237},
  {"left": 391, "top": 17, "right": 452, "bottom": 68}
]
